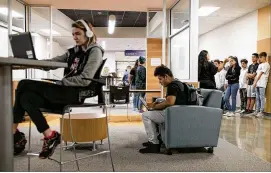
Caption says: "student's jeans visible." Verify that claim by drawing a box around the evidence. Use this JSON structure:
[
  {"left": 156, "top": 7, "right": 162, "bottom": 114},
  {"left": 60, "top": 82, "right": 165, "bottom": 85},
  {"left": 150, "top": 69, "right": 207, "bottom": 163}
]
[
  {"left": 13, "top": 79, "right": 82, "bottom": 133},
  {"left": 134, "top": 92, "right": 146, "bottom": 111},
  {"left": 131, "top": 85, "right": 138, "bottom": 110},
  {"left": 142, "top": 111, "right": 165, "bottom": 144},
  {"left": 255, "top": 87, "right": 266, "bottom": 113},
  {"left": 224, "top": 83, "right": 239, "bottom": 112},
  {"left": 239, "top": 88, "right": 247, "bottom": 110}
]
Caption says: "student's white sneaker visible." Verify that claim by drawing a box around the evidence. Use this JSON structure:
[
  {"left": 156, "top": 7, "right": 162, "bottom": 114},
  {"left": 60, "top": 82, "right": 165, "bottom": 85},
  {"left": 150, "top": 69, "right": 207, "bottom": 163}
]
[
  {"left": 223, "top": 112, "right": 229, "bottom": 116},
  {"left": 235, "top": 109, "right": 242, "bottom": 113},
  {"left": 227, "top": 112, "right": 235, "bottom": 117},
  {"left": 255, "top": 112, "right": 264, "bottom": 118}
]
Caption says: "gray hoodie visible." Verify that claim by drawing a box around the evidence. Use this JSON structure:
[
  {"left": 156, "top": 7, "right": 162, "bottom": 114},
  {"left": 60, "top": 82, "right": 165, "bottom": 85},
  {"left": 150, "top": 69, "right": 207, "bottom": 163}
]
[{"left": 49, "top": 43, "right": 104, "bottom": 87}]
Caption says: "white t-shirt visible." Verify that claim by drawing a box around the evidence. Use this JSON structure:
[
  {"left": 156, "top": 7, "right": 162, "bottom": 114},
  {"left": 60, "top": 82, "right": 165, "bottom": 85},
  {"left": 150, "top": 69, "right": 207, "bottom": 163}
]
[
  {"left": 215, "top": 70, "right": 226, "bottom": 89},
  {"left": 239, "top": 68, "right": 248, "bottom": 88},
  {"left": 256, "top": 62, "right": 270, "bottom": 88}
]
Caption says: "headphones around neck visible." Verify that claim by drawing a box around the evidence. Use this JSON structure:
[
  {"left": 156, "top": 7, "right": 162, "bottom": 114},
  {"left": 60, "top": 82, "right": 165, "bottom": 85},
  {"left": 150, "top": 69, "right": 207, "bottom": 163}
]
[{"left": 76, "top": 19, "right": 93, "bottom": 38}]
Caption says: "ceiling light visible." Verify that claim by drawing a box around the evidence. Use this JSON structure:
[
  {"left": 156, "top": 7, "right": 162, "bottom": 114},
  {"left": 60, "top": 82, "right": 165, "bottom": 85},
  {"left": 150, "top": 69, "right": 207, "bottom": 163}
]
[
  {"left": 108, "top": 15, "right": 116, "bottom": 34},
  {"left": 0, "top": 7, "right": 23, "bottom": 18},
  {"left": 40, "top": 29, "right": 61, "bottom": 36},
  {"left": 198, "top": 6, "right": 220, "bottom": 16}
]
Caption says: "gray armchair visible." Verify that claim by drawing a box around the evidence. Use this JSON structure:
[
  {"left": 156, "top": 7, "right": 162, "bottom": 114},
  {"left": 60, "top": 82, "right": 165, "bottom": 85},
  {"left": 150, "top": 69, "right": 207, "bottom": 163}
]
[{"left": 160, "top": 89, "right": 223, "bottom": 155}]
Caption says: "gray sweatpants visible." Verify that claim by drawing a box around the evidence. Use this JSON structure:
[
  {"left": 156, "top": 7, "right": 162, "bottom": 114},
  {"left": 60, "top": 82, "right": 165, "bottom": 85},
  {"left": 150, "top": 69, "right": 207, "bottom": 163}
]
[{"left": 142, "top": 111, "right": 165, "bottom": 144}]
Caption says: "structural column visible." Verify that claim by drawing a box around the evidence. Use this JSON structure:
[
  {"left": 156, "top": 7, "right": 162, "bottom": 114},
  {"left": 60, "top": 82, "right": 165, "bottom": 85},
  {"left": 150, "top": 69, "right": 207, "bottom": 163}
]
[{"left": 257, "top": 5, "right": 271, "bottom": 113}]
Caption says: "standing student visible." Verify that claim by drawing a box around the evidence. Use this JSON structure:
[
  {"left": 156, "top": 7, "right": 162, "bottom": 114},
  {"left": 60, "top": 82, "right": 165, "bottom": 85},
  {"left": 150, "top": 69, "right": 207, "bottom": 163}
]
[
  {"left": 122, "top": 66, "right": 131, "bottom": 86},
  {"left": 239, "top": 59, "right": 248, "bottom": 114},
  {"left": 135, "top": 56, "right": 146, "bottom": 113},
  {"left": 245, "top": 53, "right": 259, "bottom": 114},
  {"left": 198, "top": 50, "right": 218, "bottom": 89},
  {"left": 214, "top": 59, "right": 226, "bottom": 91},
  {"left": 224, "top": 57, "right": 241, "bottom": 117},
  {"left": 129, "top": 60, "right": 139, "bottom": 111},
  {"left": 253, "top": 52, "right": 270, "bottom": 117}
]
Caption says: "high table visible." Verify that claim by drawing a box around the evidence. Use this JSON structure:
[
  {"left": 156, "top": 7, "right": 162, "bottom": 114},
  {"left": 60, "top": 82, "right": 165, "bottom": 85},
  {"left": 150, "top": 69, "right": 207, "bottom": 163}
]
[{"left": 0, "top": 57, "right": 67, "bottom": 171}]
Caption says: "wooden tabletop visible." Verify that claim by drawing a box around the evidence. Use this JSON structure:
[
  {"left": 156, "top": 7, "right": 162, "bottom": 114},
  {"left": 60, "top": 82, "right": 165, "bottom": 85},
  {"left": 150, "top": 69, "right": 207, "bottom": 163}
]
[
  {"left": 0, "top": 57, "right": 67, "bottom": 69},
  {"left": 62, "top": 113, "right": 106, "bottom": 119}
]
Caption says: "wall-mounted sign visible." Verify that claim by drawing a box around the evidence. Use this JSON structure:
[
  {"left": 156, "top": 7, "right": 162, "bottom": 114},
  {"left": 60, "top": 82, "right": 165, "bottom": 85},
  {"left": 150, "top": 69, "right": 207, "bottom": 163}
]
[
  {"left": 124, "top": 50, "right": 146, "bottom": 56},
  {"left": 151, "top": 58, "right": 161, "bottom": 66}
]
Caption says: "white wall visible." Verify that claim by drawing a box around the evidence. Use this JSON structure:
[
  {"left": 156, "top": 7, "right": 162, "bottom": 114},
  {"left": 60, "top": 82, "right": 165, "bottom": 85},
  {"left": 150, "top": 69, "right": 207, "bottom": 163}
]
[{"left": 199, "top": 11, "right": 258, "bottom": 65}]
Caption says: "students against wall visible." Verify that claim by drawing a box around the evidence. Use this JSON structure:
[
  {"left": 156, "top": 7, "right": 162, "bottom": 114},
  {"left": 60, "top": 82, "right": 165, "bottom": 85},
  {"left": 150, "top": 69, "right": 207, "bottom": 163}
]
[
  {"left": 239, "top": 59, "right": 248, "bottom": 114},
  {"left": 245, "top": 53, "right": 259, "bottom": 114},
  {"left": 224, "top": 57, "right": 241, "bottom": 117},
  {"left": 253, "top": 52, "right": 270, "bottom": 117}
]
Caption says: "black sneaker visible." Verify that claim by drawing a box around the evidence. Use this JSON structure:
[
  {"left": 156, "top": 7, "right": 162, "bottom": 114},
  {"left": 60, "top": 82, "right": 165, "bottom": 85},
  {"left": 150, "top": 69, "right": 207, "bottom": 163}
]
[
  {"left": 39, "top": 131, "right": 61, "bottom": 159},
  {"left": 139, "top": 143, "right": 161, "bottom": 154},
  {"left": 14, "top": 131, "right": 27, "bottom": 155},
  {"left": 142, "top": 141, "right": 153, "bottom": 147}
]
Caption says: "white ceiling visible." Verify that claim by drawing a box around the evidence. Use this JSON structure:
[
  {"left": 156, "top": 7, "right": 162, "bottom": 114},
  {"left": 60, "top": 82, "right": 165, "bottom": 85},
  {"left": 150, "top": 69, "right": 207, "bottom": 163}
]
[{"left": 199, "top": 0, "right": 270, "bottom": 35}]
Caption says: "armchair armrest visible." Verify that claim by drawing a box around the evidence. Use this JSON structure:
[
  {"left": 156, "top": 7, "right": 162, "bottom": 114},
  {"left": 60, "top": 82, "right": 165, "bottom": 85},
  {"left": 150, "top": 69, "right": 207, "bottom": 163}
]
[
  {"left": 163, "top": 105, "right": 223, "bottom": 148},
  {"left": 82, "top": 78, "right": 106, "bottom": 85}
]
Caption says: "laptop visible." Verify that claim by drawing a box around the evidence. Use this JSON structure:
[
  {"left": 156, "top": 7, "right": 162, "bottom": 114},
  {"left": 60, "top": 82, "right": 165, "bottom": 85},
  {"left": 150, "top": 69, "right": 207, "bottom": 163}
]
[
  {"left": 139, "top": 96, "right": 154, "bottom": 111},
  {"left": 9, "top": 32, "right": 37, "bottom": 60}
]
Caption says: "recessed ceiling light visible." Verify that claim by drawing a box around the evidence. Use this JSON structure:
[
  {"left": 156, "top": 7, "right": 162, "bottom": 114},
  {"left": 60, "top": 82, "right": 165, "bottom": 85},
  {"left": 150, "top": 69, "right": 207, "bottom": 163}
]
[{"left": 199, "top": 6, "right": 220, "bottom": 16}]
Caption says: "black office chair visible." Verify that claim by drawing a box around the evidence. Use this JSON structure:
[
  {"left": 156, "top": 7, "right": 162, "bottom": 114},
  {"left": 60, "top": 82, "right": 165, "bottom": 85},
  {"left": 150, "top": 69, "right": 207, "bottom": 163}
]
[
  {"left": 27, "top": 59, "right": 115, "bottom": 172},
  {"left": 109, "top": 85, "right": 130, "bottom": 120}
]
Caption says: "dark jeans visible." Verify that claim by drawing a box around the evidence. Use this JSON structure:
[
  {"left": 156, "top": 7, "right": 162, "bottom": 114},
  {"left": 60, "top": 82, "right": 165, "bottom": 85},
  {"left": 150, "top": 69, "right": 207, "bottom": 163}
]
[
  {"left": 239, "top": 88, "right": 247, "bottom": 110},
  {"left": 14, "top": 79, "right": 82, "bottom": 133}
]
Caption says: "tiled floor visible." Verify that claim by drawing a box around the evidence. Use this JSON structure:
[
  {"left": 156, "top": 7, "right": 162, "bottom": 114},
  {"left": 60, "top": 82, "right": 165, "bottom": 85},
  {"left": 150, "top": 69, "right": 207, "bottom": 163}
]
[{"left": 220, "top": 115, "right": 271, "bottom": 162}]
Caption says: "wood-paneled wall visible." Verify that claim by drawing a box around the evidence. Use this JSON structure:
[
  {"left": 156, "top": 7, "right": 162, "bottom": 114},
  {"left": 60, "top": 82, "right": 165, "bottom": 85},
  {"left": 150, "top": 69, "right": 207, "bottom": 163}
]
[
  {"left": 257, "top": 5, "right": 271, "bottom": 113},
  {"left": 146, "top": 38, "right": 163, "bottom": 103}
]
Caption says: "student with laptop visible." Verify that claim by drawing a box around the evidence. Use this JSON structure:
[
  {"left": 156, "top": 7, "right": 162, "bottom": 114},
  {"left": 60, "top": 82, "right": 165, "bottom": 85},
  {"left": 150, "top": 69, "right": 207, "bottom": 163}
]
[
  {"left": 139, "top": 65, "right": 188, "bottom": 154},
  {"left": 13, "top": 19, "right": 104, "bottom": 159}
]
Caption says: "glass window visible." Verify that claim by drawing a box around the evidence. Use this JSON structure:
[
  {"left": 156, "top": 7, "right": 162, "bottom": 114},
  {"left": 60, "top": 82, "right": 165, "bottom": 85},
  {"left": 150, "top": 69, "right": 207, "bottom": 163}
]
[
  {"left": 170, "top": 0, "right": 190, "bottom": 35},
  {"left": 170, "top": 27, "right": 190, "bottom": 80}
]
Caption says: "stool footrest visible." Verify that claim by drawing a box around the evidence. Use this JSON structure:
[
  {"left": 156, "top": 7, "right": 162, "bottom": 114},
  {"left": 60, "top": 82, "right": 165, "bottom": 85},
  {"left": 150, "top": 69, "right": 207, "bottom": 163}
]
[{"left": 49, "top": 150, "right": 110, "bottom": 165}]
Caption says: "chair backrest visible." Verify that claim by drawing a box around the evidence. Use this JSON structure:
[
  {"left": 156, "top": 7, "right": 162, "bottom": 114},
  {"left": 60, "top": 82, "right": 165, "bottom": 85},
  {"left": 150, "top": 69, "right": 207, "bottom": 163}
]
[
  {"left": 109, "top": 85, "right": 130, "bottom": 104},
  {"left": 94, "top": 58, "right": 107, "bottom": 79},
  {"left": 200, "top": 89, "right": 223, "bottom": 108}
]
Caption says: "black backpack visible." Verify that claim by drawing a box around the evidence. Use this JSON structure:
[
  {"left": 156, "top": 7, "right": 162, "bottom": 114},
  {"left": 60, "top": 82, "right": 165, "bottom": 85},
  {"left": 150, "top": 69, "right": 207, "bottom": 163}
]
[{"left": 183, "top": 83, "right": 198, "bottom": 105}]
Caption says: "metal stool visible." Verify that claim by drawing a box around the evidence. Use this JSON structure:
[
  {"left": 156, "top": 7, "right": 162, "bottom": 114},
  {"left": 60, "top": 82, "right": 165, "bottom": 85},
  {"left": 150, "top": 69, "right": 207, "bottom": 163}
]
[{"left": 27, "top": 104, "right": 115, "bottom": 172}]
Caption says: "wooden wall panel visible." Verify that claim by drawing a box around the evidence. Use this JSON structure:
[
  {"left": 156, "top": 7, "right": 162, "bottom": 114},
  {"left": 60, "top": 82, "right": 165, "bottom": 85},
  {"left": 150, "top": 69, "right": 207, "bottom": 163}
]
[
  {"left": 146, "top": 38, "right": 162, "bottom": 103},
  {"left": 258, "top": 5, "right": 271, "bottom": 113},
  {"left": 257, "top": 5, "right": 271, "bottom": 40}
]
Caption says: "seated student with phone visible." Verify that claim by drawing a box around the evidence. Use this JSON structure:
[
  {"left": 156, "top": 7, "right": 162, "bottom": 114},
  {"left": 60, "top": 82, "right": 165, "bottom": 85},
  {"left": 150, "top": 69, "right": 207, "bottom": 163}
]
[{"left": 139, "top": 65, "right": 188, "bottom": 154}]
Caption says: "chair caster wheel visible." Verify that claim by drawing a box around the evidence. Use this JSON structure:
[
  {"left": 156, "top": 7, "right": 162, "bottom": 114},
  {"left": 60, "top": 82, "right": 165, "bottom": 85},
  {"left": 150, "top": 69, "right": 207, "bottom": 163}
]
[
  {"left": 207, "top": 147, "right": 214, "bottom": 153},
  {"left": 165, "top": 149, "right": 172, "bottom": 155}
]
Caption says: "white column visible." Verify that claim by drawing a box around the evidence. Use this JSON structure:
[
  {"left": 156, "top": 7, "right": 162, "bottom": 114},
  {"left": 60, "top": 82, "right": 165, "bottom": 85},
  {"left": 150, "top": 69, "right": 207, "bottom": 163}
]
[
  {"left": 161, "top": 0, "right": 167, "bottom": 98},
  {"left": 7, "top": 0, "right": 13, "bottom": 57},
  {"left": 162, "top": 0, "right": 167, "bottom": 65},
  {"left": 189, "top": 0, "right": 199, "bottom": 81}
]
